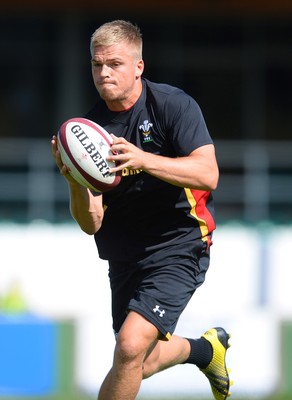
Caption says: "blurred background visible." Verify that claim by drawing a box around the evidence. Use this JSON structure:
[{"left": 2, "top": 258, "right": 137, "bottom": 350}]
[{"left": 0, "top": 1, "right": 291, "bottom": 399}]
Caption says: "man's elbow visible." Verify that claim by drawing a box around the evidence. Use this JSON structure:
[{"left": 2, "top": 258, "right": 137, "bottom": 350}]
[
  {"left": 76, "top": 219, "right": 101, "bottom": 236},
  {"left": 81, "top": 227, "right": 97, "bottom": 235},
  {"left": 205, "top": 169, "right": 219, "bottom": 191},
  {"left": 210, "top": 176, "right": 219, "bottom": 191}
]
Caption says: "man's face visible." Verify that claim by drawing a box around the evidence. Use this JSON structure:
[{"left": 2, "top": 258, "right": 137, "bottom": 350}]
[{"left": 91, "top": 41, "right": 144, "bottom": 110}]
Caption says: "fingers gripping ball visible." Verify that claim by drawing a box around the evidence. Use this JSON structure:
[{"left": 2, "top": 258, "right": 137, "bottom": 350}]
[{"left": 57, "top": 118, "right": 121, "bottom": 192}]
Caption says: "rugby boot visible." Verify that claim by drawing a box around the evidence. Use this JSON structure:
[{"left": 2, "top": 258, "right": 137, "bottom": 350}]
[{"left": 200, "top": 327, "right": 232, "bottom": 400}]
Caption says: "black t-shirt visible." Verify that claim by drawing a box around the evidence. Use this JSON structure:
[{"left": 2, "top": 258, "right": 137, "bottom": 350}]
[{"left": 86, "top": 78, "right": 216, "bottom": 262}]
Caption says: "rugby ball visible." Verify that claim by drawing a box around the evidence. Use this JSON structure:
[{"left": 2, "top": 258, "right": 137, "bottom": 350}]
[{"left": 57, "top": 117, "right": 121, "bottom": 192}]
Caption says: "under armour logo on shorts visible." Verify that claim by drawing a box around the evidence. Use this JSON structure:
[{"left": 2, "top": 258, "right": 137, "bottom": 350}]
[{"left": 153, "top": 305, "right": 165, "bottom": 318}]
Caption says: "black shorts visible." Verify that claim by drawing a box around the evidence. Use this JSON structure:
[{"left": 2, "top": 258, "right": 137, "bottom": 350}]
[{"left": 108, "top": 240, "right": 210, "bottom": 341}]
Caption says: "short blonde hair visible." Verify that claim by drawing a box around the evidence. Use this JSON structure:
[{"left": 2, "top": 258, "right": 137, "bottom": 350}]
[{"left": 90, "top": 20, "right": 143, "bottom": 59}]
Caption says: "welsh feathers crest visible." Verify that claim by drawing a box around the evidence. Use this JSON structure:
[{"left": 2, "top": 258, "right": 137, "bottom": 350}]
[{"left": 139, "top": 120, "right": 153, "bottom": 143}]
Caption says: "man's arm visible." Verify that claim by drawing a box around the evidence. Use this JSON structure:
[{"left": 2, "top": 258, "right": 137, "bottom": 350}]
[
  {"left": 51, "top": 135, "right": 104, "bottom": 235},
  {"left": 108, "top": 135, "right": 219, "bottom": 191}
]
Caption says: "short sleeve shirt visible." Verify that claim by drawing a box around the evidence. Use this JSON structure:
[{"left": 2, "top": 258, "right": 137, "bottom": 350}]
[{"left": 85, "top": 78, "right": 216, "bottom": 262}]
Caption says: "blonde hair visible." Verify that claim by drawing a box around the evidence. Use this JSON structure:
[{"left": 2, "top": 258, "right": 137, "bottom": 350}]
[{"left": 90, "top": 20, "right": 143, "bottom": 59}]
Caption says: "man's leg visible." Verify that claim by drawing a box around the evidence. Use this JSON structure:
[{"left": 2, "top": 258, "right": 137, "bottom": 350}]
[
  {"left": 98, "top": 311, "right": 231, "bottom": 400},
  {"left": 143, "top": 327, "right": 232, "bottom": 400},
  {"left": 98, "top": 311, "right": 160, "bottom": 400},
  {"left": 98, "top": 309, "right": 213, "bottom": 400},
  {"left": 142, "top": 335, "right": 191, "bottom": 378}
]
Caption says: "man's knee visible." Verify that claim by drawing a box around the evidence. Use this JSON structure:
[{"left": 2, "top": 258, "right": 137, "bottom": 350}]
[
  {"left": 113, "top": 311, "right": 159, "bottom": 368},
  {"left": 115, "top": 331, "right": 146, "bottom": 366}
]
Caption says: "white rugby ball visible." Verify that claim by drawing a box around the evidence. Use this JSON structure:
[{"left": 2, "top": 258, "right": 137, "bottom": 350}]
[{"left": 57, "top": 117, "right": 121, "bottom": 192}]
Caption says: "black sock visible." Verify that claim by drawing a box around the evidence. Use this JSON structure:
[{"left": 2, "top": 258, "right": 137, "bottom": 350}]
[{"left": 184, "top": 337, "right": 213, "bottom": 369}]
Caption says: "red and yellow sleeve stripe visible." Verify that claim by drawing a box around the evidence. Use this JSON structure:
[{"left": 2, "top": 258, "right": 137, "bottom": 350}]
[{"left": 185, "top": 188, "right": 216, "bottom": 243}]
